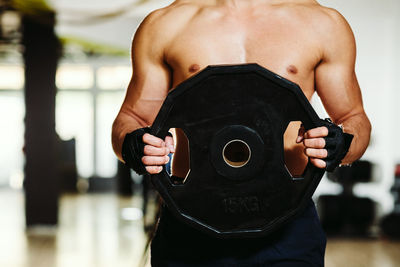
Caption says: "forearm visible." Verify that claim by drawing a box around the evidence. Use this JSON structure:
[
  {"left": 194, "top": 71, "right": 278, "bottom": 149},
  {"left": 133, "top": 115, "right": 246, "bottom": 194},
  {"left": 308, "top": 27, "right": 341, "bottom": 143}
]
[{"left": 336, "top": 112, "right": 371, "bottom": 164}]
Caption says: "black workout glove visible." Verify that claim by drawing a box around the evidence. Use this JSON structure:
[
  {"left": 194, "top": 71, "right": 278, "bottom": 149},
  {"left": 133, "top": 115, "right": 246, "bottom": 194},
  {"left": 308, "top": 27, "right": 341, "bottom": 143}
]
[
  {"left": 121, "top": 127, "right": 151, "bottom": 175},
  {"left": 320, "top": 118, "right": 354, "bottom": 172}
]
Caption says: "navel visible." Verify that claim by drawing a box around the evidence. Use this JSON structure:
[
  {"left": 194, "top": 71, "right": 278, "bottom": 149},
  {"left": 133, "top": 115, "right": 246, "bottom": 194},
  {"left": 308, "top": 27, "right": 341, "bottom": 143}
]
[
  {"left": 189, "top": 64, "right": 201, "bottom": 73},
  {"left": 287, "top": 65, "right": 298, "bottom": 74}
]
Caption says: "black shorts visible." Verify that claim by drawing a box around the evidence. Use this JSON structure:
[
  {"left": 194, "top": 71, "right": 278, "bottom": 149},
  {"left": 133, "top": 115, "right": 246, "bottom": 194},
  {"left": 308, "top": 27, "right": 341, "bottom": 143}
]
[{"left": 151, "top": 200, "right": 326, "bottom": 266}]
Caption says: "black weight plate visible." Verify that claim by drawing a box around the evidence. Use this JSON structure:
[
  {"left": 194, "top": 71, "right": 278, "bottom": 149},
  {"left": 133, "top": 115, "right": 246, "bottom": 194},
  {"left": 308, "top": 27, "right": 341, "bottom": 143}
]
[
  {"left": 150, "top": 63, "right": 325, "bottom": 238},
  {"left": 210, "top": 125, "right": 265, "bottom": 181}
]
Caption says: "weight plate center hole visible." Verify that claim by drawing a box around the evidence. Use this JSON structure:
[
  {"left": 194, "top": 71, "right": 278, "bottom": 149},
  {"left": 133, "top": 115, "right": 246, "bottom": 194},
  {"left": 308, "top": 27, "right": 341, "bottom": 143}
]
[{"left": 222, "top": 139, "right": 251, "bottom": 168}]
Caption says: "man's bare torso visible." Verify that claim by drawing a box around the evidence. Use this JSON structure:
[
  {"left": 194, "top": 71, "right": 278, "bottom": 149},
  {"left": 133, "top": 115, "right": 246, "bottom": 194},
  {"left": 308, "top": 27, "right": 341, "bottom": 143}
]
[
  {"left": 166, "top": 0, "right": 322, "bottom": 94},
  {"left": 113, "top": 0, "right": 369, "bottom": 182},
  {"left": 153, "top": 0, "right": 335, "bottom": 177}
]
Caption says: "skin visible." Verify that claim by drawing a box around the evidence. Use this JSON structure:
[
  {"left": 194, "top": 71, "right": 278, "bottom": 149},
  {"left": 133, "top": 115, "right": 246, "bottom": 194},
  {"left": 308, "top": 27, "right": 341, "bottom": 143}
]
[{"left": 112, "top": 0, "right": 371, "bottom": 177}]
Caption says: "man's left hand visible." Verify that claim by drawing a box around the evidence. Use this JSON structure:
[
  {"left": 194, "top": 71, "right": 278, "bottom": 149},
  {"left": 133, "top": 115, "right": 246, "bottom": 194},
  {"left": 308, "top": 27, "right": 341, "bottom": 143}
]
[
  {"left": 296, "top": 120, "right": 354, "bottom": 171},
  {"left": 296, "top": 125, "right": 329, "bottom": 169}
]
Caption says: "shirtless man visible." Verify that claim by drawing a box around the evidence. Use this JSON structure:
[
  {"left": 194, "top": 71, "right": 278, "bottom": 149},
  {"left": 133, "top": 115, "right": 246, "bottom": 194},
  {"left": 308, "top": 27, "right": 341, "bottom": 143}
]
[{"left": 112, "top": 0, "right": 371, "bottom": 265}]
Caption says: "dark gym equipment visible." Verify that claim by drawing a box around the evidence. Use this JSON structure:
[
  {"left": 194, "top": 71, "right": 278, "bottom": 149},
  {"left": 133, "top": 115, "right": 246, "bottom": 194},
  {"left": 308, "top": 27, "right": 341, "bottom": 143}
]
[
  {"left": 318, "top": 160, "right": 376, "bottom": 236},
  {"left": 380, "top": 164, "right": 400, "bottom": 239},
  {"left": 327, "top": 160, "right": 373, "bottom": 185},
  {"left": 318, "top": 195, "right": 375, "bottom": 236},
  {"left": 117, "top": 160, "right": 134, "bottom": 196},
  {"left": 57, "top": 138, "right": 78, "bottom": 193},
  {"left": 150, "top": 64, "right": 326, "bottom": 238}
]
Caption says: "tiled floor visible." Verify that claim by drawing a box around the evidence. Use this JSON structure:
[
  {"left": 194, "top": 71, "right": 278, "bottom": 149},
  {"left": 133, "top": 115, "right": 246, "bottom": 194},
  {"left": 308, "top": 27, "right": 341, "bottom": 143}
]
[
  {"left": 1, "top": 189, "right": 399, "bottom": 267},
  {"left": 326, "top": 238, "right": 400, "bottom": 267},
  {"left": 0, "top": 190, "right": 149, "bottom": 267}
]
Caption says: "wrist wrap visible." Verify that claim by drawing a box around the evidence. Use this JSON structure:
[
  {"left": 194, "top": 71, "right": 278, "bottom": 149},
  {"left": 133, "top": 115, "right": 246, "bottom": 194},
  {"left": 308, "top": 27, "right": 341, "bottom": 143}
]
[
  {"left": 121, "top": 127, "right": 151, "bottom": 175},
  {"left": 320, "top": 119, "right": 354, "bottom": 172}
]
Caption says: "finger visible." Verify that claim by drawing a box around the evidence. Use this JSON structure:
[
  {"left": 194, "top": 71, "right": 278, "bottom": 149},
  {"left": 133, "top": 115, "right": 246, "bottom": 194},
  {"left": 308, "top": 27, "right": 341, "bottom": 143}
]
[
  {"left": 296, "top": 125, "right": 305, "bottom": 143},
  {"left": 303, "top": 138, "right": 326, "bottom": 149},
  {"left": 164, "top": 135, "right": 175, "bottom": 153},
  {"left": 142, "top": 155, "right": 170, "bottom": 166},
  {"left": 304, "top": 148, "right": 328, "bottom": 159},
  {"left": 143, "top": 145, "right": 170, "bottom": 156},
  {"left": 143, "top": 133, "right": 165, "bottom": 147},
  {"left": 304, "top": 127, "right": 329, "bottom": 139},
  {"left": 145, "top": 166, "right": 163, "bottom": 174},
  {"left": 310, "top": 158, "right": 327, "bottom": 169}
]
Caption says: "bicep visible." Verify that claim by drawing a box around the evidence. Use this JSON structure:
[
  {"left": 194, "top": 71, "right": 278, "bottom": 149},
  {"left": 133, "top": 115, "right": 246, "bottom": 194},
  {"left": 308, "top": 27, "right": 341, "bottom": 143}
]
[
  {"left": 315, "top": 14, "right": 365, "bottom": 124},
  {"left": 315, "top": 62, "right": 364, "bottom": 124},
  {"left": 121, "top": 61, "right": 171, "bottom": 126},
  {"left": 119, "top": 16, "right": 171, "bottom": 127}
]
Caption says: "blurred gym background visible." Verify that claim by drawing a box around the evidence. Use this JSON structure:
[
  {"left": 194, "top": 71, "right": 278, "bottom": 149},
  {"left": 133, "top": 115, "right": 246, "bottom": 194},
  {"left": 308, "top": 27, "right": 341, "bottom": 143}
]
[{"left": 0, "top": 0, "right": 399, "bottom": 266}]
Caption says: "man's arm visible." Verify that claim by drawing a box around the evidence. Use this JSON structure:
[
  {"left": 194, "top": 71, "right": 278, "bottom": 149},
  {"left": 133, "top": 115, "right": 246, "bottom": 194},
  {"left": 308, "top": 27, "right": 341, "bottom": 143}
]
[
  {"left": 112, "top": 10, "right": 174, "bottom": 173},
  {"left": 301, "top": 9, "right": 371, "bottom": 168}
]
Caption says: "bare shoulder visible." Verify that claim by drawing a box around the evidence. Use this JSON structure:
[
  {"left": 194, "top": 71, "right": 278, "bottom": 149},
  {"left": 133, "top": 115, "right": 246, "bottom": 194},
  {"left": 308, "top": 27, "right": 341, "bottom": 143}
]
[
  {"left": 317, "top": 5, "right": 353, "bottom": 33},
  {"left": 281, "top": 1, "right": 351, "bottom": 32},
  {"left": 281, "top": 1, "right": 355, "bottom": 59},
  {"left": 312, "top": 4, "right": 356, "bottom": 59},
  {"left": 307, "top": 3, "right": 355, "bottom": 44},
  {"left": 133, "top": 1, "right": 202, "bottom": 46}
]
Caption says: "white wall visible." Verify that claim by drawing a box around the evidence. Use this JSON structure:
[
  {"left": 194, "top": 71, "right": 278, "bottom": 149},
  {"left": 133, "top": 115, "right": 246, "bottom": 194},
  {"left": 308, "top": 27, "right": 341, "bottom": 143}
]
[{"left": 316, "top": 0, "right": 400, "bottom": 215}]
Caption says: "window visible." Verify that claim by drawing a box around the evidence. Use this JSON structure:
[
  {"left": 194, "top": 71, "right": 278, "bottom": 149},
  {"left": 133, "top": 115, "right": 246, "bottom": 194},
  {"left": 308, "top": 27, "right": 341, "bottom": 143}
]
[
  {"left": 97, "top": 66, "right": 131, "bottom": 90},
  {"left": 0, "top": 93, "right": 24, "bottom": 187},
  {"left": 56, "top": 65, "right": 94, "bottom": 90},
  {"left": 56, "top": 91, "right": 94, "bottom": 177},
  {"left": 0, "top": 65, "right": 24, "bottom": 90},
  {"left": 55, "top": 61, "right": 130, "bottom": 179},
  {"left": 0, "top": 60, "right": 130, "bottom": 187}
]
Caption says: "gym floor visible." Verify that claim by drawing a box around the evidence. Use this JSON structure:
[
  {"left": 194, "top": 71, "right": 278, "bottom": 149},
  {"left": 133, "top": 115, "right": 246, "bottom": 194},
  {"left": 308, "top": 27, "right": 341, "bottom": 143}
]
[{"left": 1, "top": 189, "right": 399, "bottom": 267}]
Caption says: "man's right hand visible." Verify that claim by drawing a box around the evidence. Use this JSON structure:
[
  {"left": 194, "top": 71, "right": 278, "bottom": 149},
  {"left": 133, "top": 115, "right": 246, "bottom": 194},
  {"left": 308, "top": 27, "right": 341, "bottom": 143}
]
[
  {"left": 142, "top": 132, "right": 175, "bottom": 174},
  {"left": 122, "top": 128, "right": 175, "bottom": 175}
]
